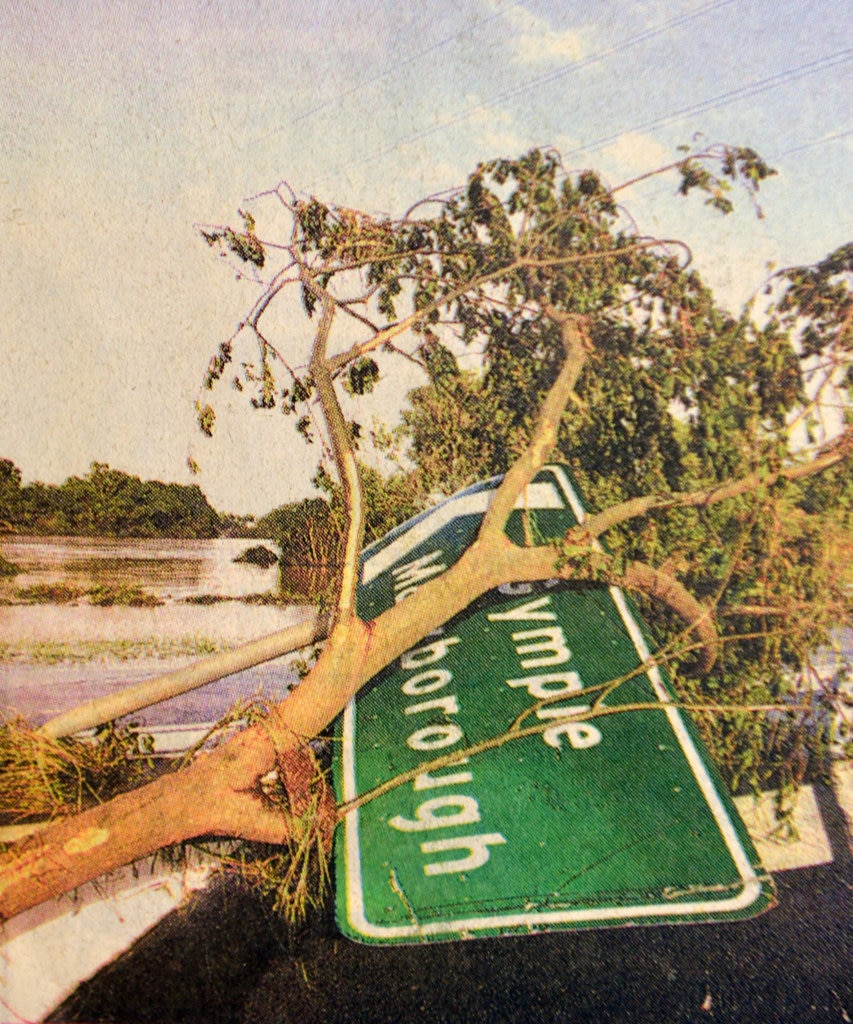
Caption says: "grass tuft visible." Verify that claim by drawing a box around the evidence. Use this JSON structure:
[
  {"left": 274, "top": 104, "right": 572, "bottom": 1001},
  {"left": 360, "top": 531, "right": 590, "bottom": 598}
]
[
  {"left": 15, "top": 582, "right": 84, "bottom": 604},
  {"left": 0, "top": 717, "right": 155, "bottom": 826},
  {"left": 0, "top": 555, "right": 20, "bottom": 578},
  {"left": 0, "top": 636, "right": 230, "bottom": 663},
  {"left": 86, "top": 583, "right": 164, "bottom": 607}
]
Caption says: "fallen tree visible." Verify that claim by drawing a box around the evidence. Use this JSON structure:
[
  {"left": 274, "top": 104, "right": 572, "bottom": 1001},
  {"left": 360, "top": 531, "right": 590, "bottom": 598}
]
[{"left": 1, "top": 145, "right": 849, "bottom": 922}]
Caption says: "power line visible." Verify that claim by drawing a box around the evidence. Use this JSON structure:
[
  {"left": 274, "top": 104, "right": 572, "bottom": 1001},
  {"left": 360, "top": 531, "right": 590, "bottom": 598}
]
[
  {"left": 251, "top": 1, "right": 524, "bottom": 147},
  {"left": 561, "top": 49, "right": 852, "bottom": 161},
  {"left": 334, "top": 0, "right": 735, "bottom": 171},
  {"left": 779, "top": 128, "right": 853, "bottom": 156}
]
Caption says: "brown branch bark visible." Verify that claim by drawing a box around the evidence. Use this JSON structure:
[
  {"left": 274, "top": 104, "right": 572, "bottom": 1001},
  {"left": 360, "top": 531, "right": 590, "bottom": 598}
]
[
  {"left": 621, "top": 561, "right": 718, "bottom": 673},
  {"left": 302, "top": 272, "right": 364, "bottom": 620},
  {"left": 575, "top": 425, "right": 852, "bottom": 540},
  {"left": 489, "top": 542, "right": 718, "bottom": 672},
  {"left": 480, "top": 311, "right": 589, "bottom": 538},
  {"left": 0, "top": 725, "right": 284, "bottom": 921}
]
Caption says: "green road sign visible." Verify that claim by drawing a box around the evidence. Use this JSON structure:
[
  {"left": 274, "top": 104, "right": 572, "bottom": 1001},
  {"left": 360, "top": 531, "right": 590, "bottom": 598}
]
[{"left": 334, "top": 466, "right": 774, "bottom": 943}]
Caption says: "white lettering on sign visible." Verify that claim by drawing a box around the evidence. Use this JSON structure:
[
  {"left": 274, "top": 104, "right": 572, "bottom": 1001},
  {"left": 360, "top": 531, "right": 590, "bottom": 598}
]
[
  {"left": 401, "top": 637, "right": 460, "bottom": 670},
  {"left": 407, "top": 724, "right": 464, "bottom": 750},
  {"left": 506, "top": 670, "right": 582, "bottom": 699},
  {"left": 488, "top": 595, "right": 556, "bottom": 621},
  {"left": 498, "top": 595, "right": 602, "bottom": 752},
  {"left": 497, "top": 582, "right": 534, "bottom": 596},
  {"left": 511, "top": 627, "right": 572, "bottom": 668},
  {"left": 388, "top": 795, "right": 480, "bottom": 832},
  {"left": 421, "top": 834, "right": 508, "bottom": 876},
  {"left": 392, "top": 550, "right": 446, "bottom": 603},
  {"left": 536, "top": 705, "right": 602, "bottom": 749},
  {"left": 401, "top": 668, "right": 452, "bottom": 695},
  {"left": 404, "top": 695, "right": 460, "bottom": 717},
  {"left": 414, "top": 762, "right": 473, "bottom": 790},
  {"left": 391, "top": 628, "right": 506, "bottom": 877}
]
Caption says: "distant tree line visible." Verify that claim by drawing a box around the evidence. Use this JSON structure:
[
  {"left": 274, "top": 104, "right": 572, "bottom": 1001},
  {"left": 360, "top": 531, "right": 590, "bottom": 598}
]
[
  {"left": 0, "top": 458, "right": 422, "bottom": 554},
  {"left": 0, "top": 459, "right": 221, "bottom": 538}
]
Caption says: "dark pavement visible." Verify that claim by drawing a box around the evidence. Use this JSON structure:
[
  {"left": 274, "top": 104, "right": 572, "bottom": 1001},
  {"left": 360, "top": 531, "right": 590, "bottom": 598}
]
[{"left": 50, "top": 783, "right": 851, "bottom": 1024}]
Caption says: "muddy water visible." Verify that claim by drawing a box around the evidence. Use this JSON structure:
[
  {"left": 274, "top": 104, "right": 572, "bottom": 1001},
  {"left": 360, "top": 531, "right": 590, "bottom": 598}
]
[
  {"left": 0, "top": 535, "right": 282, "bottom": 601},
  {"left": 0, "top": 537, "right": 311, "bottom": 727}
]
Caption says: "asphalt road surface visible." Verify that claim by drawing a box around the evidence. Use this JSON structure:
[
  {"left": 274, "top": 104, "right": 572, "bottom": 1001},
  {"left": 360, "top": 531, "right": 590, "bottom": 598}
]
[{"left": 51, "top": 782, "right": 851, "bottom": 1024}]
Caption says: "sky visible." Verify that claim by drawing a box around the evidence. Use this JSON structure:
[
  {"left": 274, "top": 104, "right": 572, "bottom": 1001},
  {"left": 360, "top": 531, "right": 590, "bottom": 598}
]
[{"left": 1, "top": 0, "right": 850, "bottom": 515}]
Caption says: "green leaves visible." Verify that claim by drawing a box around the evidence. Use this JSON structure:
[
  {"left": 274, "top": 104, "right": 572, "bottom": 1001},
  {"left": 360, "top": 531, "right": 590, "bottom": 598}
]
[
  {"left": 676, "top": 144, "right": 776, "bottom": 217},
  {"left": 343, "top": 357, "right": 380, "bottom": 396},
  {"left": 721, "top": 146, "right": 777, "bottom": 188},
  {"left": 201, "top": 210, "right": 265, "bottom": 267},
  {"left": 296, "top": 197, "right": 330, "bottom": 249},
  {"left": 774, "top": 243, "right": 852, "bottom": 358},
  {"left": 196, "top": 402, "right": 215, "bottom": 437},
  {"left": 203, "top": 341, "right": 233, "bottom": 390}
]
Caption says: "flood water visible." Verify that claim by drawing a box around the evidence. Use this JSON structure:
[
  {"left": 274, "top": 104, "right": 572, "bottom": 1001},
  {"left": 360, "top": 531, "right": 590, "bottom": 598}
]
[
  {"left": 0, "top": 536, "right": 311, "bottom": 728},
  {"left": 0, "top": 535, "right": 282, "bottom": 601}
]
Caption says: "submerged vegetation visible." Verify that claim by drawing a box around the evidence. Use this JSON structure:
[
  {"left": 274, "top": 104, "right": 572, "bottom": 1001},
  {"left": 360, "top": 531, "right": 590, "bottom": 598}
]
[
  {"left": 6, "top": 581, "right": 164, "bottom": 607},
  {"left": 233, "top": 544, "right": 278, "bottom": 567},
  {"left": 0, "top": 636, "right": 230, "bottom": 664},
  {"left": 13, "top": 582, "right": 83, "bottom": 604},
  {"left": 0, "top": 555, "right": 19, "bottom": 577},
  {"left": 87, "top": 583, "right": 164, "bottom": 607}
]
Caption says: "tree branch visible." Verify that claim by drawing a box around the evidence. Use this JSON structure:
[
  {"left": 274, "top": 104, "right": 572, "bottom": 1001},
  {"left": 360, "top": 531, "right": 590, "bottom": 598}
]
[
  {"left": 575, "top": 426, "right": 852, "bottom": 540},
  {"left": 326, "top": 239, "right": 675, "bottom": 374},
  {"left": 38, "top": 610, "right": 331, "bottom": 740},
  {"left": 480, "top": 311, "right": 589, "bottom": 538},
  {"left": 621, "top": 560, "right": 718, "bottom": 673},
  {"left": 302, "top": 272, "right": 364, "bottom": 621},
  {"left": 491, "top": 543, "right": 719, "bottom": 672}
]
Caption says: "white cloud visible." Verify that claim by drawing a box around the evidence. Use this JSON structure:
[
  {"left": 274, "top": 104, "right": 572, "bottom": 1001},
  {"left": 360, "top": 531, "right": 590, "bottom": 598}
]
[
  {"left": 517, "top": 26, "right": 586, "bottom": 66},
  {"left": 598, "top": 132, "right": 672, "bottom": 184},
  {"left": 464, "top": 97, "right": 527, "bottom": 157},
  {"left": 495, "top": 5, "right": 590, "bottom": 67}
]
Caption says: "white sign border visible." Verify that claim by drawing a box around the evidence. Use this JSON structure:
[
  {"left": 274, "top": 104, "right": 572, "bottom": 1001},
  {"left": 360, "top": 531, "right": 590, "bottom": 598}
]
[{"left": 340, "top": 466, "right": 764, "bottom": 941}]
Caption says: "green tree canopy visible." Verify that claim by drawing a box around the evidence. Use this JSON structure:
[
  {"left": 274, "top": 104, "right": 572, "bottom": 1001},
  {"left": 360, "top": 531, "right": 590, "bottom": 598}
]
[
  {"left": 0, "top": 460, "right": 222, "bottom": 538},
  {"left": 198, "top": 144, "right": 849, "bottom": 789}
]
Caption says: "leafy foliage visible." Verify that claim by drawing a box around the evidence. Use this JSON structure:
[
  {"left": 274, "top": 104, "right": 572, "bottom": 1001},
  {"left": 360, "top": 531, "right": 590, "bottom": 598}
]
[
  {"left": 343, "top": 357, "right": 380, "bottom": 396},
  {"left": 0, "top": 459, "right": 222, "bottom": 538},
  {"left": 196, "top": 146, "right": 850, "bottom": 793},
  {"left": 201, "top": 210, "right": 265, "bottom": 268}
]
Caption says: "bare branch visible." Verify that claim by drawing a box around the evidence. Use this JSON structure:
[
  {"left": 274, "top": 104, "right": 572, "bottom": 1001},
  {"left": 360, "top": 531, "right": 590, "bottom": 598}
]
[
  {"left": 302, "top": 272, "right": 364, "bottom": 620},
  {"left": 39, "top": 610, "right": 331, "bottom": 740},
  {"left": 480, "top": 312, "right": 590, "bottom": 537}
]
